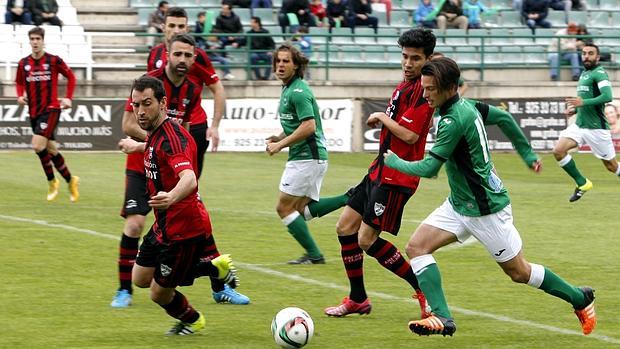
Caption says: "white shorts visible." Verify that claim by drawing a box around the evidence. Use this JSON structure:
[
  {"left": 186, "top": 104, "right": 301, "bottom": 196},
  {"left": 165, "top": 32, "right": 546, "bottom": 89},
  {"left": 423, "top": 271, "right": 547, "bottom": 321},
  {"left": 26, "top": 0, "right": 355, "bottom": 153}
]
[
  {"left": 279, "top": 160, "right": 328, "bottom": 201},
  {"left": 560, "top": 123, "right": 616, "bottom": 160},
  {"left": 422, "top": 199, "right": 523, "bottom": 263}
]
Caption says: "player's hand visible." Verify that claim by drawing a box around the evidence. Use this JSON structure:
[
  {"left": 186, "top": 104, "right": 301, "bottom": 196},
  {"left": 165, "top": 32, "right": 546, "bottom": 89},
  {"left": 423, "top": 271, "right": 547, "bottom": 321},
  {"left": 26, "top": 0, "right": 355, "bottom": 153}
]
[
  {"left": 17, "top": 96, "right": 28, "bottom": 105},
  {"left": 60, "top": 98, "right": 72, "bottom": 109},
  {"left": 564, "top": 105, "right": 577, "bottom": 117},
  {"left": 367, "top": 112, "right": 385, "bottom": 128},
  {"left": 266, "top": 141, "right": 282, "bottom": 156},
  {"left": 149, "top": 191, "right": 174, "bottom": 209},
  {"left": 207, "top": 126, "right": 220, "bottom": 152},
  {"left": 383, "top": 149, "right": 394, "bottom": 160},
  {"left": 118, "top": 137, "right": 140, "bottom": 154},
  {"left": 265, "top": 134, "right": 281, "bottom": 143},
  {"left": 531, "top": 159, "right": 542, "bottom": 173},
  {"left": 565, "top": 96, "right": 584, "bottom": 109}
]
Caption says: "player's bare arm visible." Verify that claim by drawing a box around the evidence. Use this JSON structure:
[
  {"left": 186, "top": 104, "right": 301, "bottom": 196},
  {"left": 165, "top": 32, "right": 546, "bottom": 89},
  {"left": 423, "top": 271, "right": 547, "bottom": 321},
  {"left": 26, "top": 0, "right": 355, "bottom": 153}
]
[
  {"left": 118, "top": 137, "right": 146, "bottom": 154},
  {"left": 121, "top": 110, "right": 148, "bottom": 141},
  {"left": 266, "top": 119, "right": 315, "bottom": 156},
  {"left": 367, "top": 112, "right": 419, "bottom": 144},
  {"left": 148, "top": 169, "right": 197, "bottom": 209},
  {"left": 17, "top": 95, "right": 28, "bottom": 105},
  {"left": 60, "top": 98, "right": 72, "bottom": 109},
  {"left": 206, "top": 80, "right": 226, "bottom": 152}
]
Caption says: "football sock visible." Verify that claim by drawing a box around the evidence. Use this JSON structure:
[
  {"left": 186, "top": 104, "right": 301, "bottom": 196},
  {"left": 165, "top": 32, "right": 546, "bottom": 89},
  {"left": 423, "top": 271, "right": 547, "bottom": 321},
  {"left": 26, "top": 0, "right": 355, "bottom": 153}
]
[
  {"left": 366, "top": 237, "right": 420, "bottom": 290},
  {"left": 411, "top": 255, "right": 452, "bottom": 319},
  {"left": 118, "top": 233, "right": 139, "bottom": 293},
  {"left": 203, "top": 234, "right": 225, "bottom": 292},
  {"left": 36, "top": 149, "right": 55, "bottom": 181},
  {"left": 51, "top": 153, "right": 72, "bottom": 182},
  {"left": 558, "top": 155, "right": 587, "bottom": 186},
  {"left": 161, "top": 290, "right": 199, "bottom": 323},
  {"left": 282, "top": 212, "right": 322, "bottom": 258},
  {"left": 615, "top": 166, "right": 620, "bottom": 176},
  {"left": 527, "top": 263, "right": 586, "bottom": 308},
  {"left": 338, "top": 233, "right": 367, "bottom": 303},
  {"left": 195, "top": 259, "right": 219, "bottom": 278},
  {"left": 304, "top": 194, "right": 348, "bottom": 220}
]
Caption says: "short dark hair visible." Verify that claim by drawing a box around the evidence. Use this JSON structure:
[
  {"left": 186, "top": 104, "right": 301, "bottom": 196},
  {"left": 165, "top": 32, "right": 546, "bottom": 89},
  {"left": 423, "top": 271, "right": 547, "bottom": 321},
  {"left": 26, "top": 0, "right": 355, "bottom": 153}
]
[
  {"left": 197, "top": 11, "right": 206, "bottom": 17},
  {"left": 28, "top": 27, "right": 45, "bottom": 39},
  {"left": 158, "top": 1, "right": 168, "bottom": 8},
  {"left": 421, "top": 57, "right": 461, "bottom": 94},
  {"left": 132, "top": 75, "right": 166, "bottom": 102},
  {"left": 397, "top": 28, "right": 436, "bottom": 58},
  {"left": 272, "top": 43, "right": 309, "bottom": 79},
  {"left": 169, "top": 33, "right": 196, "bottom": 48},
  {"left": 583, "top": 42, "right": 600, "bottom": 55},
  {"left": 251, "top": 16, "right": 262, "bottom": 27},
  {"left": 165, "top": 6, "right": 187, "bottom": 21}
]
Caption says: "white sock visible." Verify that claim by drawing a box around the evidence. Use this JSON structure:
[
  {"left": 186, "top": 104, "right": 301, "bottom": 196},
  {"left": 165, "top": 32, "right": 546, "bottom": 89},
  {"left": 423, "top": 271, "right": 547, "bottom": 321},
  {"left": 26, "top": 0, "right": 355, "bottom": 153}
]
[
  {"left": 303, "top": 206, "right": 314, "bottom": 221},
  {"left": 615, "top": 165, "right": 620, "bottom": 176},
  {"left": 281, "top": 211, "right": 300, "bottom": 226},
  {"left": 558, "top": 154, "right": 572, "bottom": 167},
  {"left": 410, "top": 254, "right": 437, "bottom": 275},
  {"left": 527, "top": 263, "right": 545, "bottom": 288}
]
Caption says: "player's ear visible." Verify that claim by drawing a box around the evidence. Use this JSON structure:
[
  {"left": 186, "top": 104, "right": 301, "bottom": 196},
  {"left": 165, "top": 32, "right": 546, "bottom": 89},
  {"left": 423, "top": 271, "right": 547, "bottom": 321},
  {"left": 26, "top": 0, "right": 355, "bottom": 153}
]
[{"left": 160, "top": 96, "right": 167, "bottom": 112}]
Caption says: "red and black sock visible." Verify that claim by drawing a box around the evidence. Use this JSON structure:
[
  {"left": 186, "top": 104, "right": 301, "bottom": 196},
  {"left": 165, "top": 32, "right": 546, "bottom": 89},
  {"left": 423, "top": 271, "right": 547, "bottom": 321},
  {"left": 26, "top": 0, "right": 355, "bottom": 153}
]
[
  {"left": 118, "top": 234, "right": 139, "bottom": 293},
  {"left": 161, "top": 290, "right": 199, "bottom": 323},
  {"left": 51, "top": 153, "right": 72, "bottom": 182},
  {"left": 366, "top": 237, "right": 420, "bottom": 290},
  {"left": 36, "top": 149, "right": 55, "bottom": 181},
  {"left": 203, "top": 233, "right": 225, "bottom": 292},
  {"left": 339, "top": 233, "right": 367, "bottom": 303}
]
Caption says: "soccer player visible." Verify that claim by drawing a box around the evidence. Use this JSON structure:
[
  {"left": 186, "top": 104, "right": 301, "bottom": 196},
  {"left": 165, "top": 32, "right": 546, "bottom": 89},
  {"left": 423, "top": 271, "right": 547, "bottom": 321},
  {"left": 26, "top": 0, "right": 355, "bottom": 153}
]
[
  {"left": 118, "top": 75, "right": 239, "bottom": 335},
  {"left": 111, "top": 34, "right": 249, "bottom": 307},
  {"left": 148, "top": 6, "right": 225, "bottom": 176},
  {"left": 15, "top": 26, "right": 79, "bottom": 202},
  {"left": 323, "top": 28, "right": 435, "bottom": 317},
  {"left": 266, "top": 43, "right": 350, "bottom": 265},
  {"left": 553, "top": 43, "right": 618, "bottom": 202},
  {"left": 384, "top": 57, "right": 596, "bottom": 337}
]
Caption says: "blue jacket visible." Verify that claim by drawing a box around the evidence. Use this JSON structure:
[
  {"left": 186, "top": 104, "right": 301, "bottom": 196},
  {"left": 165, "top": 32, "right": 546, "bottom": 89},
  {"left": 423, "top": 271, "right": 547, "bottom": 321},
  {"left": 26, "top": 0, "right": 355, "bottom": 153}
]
[
  {"left": 415, "top": 0, "right": 434, "bottom": 23},
  {"left": 463, "top": 0, "right": 487, "bottom": 25}
]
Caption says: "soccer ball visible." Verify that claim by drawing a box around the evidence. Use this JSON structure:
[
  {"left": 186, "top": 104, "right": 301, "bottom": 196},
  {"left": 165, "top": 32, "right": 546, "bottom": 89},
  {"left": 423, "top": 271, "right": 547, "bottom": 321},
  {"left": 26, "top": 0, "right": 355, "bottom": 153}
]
[{"left": 271, "top": 307, "right": 314, "bottom": 348}]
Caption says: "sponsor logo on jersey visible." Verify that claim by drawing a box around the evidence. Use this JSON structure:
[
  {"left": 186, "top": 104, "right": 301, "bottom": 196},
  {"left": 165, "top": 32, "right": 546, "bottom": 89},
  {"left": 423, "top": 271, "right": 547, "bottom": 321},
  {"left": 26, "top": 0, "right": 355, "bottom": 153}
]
[
  {"left": 160, "top": 263, "right": 172, "bottom": 276},
  {"left": 577, "top": 85, "right": 590, "bottom": 92},
  {"left": 293, "top": 88, "right": 303, "bottom": 93},
  {"left": 374, "top": 202, "right": 385, "bottom": 216},
  {"left": 280, "top": 113, "right": 294, "bottom": 120},
  {"left": 402, "top": 117, "right": 413, "bottom": 123},
  {"left": 174, "top": 161, "right": 190, "bottom": 168}
]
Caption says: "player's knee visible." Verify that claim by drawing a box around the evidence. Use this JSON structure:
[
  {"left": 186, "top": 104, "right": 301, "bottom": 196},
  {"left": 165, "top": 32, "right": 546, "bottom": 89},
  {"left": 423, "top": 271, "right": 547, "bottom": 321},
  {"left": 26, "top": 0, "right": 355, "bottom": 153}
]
[
  {"left": 405, "top": 240, "right": 427, "bottom": 258},
  {"left": 32, "top": 143, "right": 45, "bottom": 153},
  {"left": 133, "top": 276, "right": 150, "bottom": 288},
  {"left": 357, "top": 233, "right": 376, "bottom": 251},
  {"left": 551, "top": 147, "right": 565, "bottom": 160},
  {"left": 603, "top": 161, "right": 616, "bottom": 172},
  {"left": 504, "top": 268, "right": 530, "bottom": 284},
  {"left": 276, "top": 202, "right": 294, "bottom": 218},
  {"left": 125, "top": 223, "right": 144, "bottom": 237},
  {"left": 335, "top": 220, "right": 355, "bottom": 236}
]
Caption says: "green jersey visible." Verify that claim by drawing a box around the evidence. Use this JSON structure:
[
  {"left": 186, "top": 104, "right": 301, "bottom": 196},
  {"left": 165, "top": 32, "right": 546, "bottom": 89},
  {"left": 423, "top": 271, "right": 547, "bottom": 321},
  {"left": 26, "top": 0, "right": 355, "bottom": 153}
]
[
  {"left": 278, "top": 77, "right": 328, "bottom": 161},
  {"left": 430, "top": 96, "right": 510, "bottom": 216},
  {"left": 575, "top": 65, "right": 613, "bottom": 129}
]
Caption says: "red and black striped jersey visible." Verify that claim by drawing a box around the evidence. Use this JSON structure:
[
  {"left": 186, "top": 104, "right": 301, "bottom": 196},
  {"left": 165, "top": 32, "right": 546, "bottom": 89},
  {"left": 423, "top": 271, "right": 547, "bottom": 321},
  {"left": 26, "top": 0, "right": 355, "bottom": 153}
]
[
  {"left": 147, "top": 44, "right": 218, "bottom": 126},
  {"left": 124, "top": 66, "right": 202, "bottom": 173},
  {"left": 144, "top": 118, "right": 212, "bottom": 242},
  {"left": 368, "top": 78, "right": 434, "bottom": 191},
  {"left": 15, "top": 52, "right": 76, "bottom": 118}
]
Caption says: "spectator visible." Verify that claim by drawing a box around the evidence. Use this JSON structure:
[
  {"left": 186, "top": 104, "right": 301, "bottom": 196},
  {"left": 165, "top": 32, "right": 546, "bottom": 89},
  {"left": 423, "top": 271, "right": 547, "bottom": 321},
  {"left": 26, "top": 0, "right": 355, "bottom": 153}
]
[
  {"left": 214, "top": 3, "right": 244, "bottom": 48},
  {"left": 293, "top": 26, "right": 313, "bottom": 79},
  {"left": 549, "top": 0, "right": 587, "bottom": 23},
  {"left": 604, "top": 103, "right": 620, "bottom": 138},
  {"left": 251, "top": 0, "right": 272, "bottom": 11},
  {"left": 225, "top": 0, "right": 251, "bottom": 8},
  {"left": 415, "top": 0, "right": 436, "bottom": 28},
  {"left": 146, "top": 1, "right": 168, "bottom": 48},
  {"left": 371, "top": 0, "right": 392, "bottom": 25},
  {"left": 436, "top": 0, "right": 468, "bottom": 32},
  {"left": 348, "top": 0, "right": 379, "bottom": 33},
  {"left": 30, "top": 0, "right": 62, "bottom": 26},
  {"left": 310, "top": 0, "right": 327, "bottom": 25},
  {"left": 522, "top": 0, "right": 551, "bottom": 34},
  {"left": 548, "top": 22, "right": 581, "bottom": 81},
  {"left": 5, "top": 0, "right": 33, "bottom": 24},
  {"left": 463, "top": 0, "right": 487, "bottom": 29},
  {"left": 327, "top": 0, "right": 349, "bottom": 29},
  {"left": 279, "top": 0, "right": 316, "bottom": 34},
  {"left": 247, "top": 16, "right": 275, "bottom": 80},
  {"left": 195, "top": 11, "right": 234, "bottom": 80}
]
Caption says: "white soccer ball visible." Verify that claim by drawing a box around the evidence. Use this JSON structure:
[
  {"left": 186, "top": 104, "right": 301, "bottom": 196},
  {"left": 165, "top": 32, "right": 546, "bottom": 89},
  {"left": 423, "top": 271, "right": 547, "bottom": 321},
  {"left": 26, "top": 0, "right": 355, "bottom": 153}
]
[{"left": 271, "top": 307, "right": 314, "bottom": 348}]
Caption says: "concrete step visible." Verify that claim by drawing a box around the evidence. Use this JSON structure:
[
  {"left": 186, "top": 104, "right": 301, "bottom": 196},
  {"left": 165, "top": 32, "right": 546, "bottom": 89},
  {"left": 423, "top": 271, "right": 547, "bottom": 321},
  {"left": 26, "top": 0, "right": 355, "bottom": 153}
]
[
  {"left": 90, "top": 34, "right": 146, "bottom": 46},
  {"left": 73, "top": 0, "right": 129, "bottom": 9},
  {"left": 93, "top": 52, "right": 148, "bottom": 64},
  {"left": 78, "top": 8, "right": 138, "bottom": 26}
]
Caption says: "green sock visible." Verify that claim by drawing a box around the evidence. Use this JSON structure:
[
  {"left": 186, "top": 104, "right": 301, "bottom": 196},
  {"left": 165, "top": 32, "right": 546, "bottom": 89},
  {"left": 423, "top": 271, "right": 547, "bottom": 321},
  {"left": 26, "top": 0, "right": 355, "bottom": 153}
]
[
  {"left": 560, "top": 158, "right": 587, "bottom": 186},
  {"left": 539, "top": 267, "right": 585, "bottom": 308},
  {"left": 307, "top": 194, "right": 348, "bottom": 218},
  {"left": 286, "top": 213, "right": 322, "bottom": 258},
  {"left": 415, "top": 263, "right": 451, "bottom": 318}
]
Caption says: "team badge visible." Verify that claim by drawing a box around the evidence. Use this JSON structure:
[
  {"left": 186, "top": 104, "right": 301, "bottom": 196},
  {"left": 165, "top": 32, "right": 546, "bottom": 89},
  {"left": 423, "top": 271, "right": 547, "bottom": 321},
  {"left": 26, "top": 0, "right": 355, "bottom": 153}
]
[
  {"left": 160, "top": 263, "right": 172, "bottom": 276},
  {"left": 25, "top": 64, "right": 31, "bottom": 71},
  {"left": 43, "top": 64, "right": 49, "bottom": 70},
  {"left": 40, "top": 122, "right": 48, "bottom": 130},
  {"left": 156, "top": 59, "right": 163, "bottom": 69},
  {"left": 374, "top": 202, "right": 385, "bottom": 216}
]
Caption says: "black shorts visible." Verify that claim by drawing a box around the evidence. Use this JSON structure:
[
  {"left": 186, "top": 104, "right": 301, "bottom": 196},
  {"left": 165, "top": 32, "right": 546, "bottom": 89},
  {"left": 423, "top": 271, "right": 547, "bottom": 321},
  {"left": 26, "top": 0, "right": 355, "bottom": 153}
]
[
  {"left": 119, "top": 169, "right": 151, "bottom": 218},
  {"left": 347, "top": 175, "right": 412, "bottom": 235},
  {"left": 136, "top": 229, "right": 208, "bottom": 288},
  {"left": 30, "top": 109, "right": 60, "bottom": 140}
]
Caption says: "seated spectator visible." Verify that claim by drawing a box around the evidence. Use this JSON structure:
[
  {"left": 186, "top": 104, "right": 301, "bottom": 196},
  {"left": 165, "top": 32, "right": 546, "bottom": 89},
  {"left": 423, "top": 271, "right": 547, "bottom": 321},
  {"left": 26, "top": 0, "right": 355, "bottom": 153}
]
[
  {"left": 522, "top": 0, "right": 551, "bottom": 34},
  {"left": 436, "top": 0, "right": 468, "bottom": 32},
  {"left": 371, "top": 0, "right": 392, "bottom": 25},
  {"left": 348, "top": 0, "right": 379, "bottom": 33},
  {"left": 327, "top": 0, "right": 349, "bottom": 29},
  {"left": 214, "top": 3, "right": 244, "bottom": 48},
  {"left": 415, "top": 0, "right": 436, "bottom": 28},
  {"left": 195, "top": 11, "right": 209, "bottom": 50},
  {"left": 292, "top": 26, "right": 312, "bottom": 79},
  {"left": 310, "top": 0, "right": 327, "bottom": 25},
  {"left": 251, "top": 0, "right": 272, "bottom": 11},
  {"left": 225, "top": 0, "right": 251, "bottom": 8},
  {"left": 604, "top": 103, "right": 620, "bottom": 138},
  {"left": 247, "top": 16, "right": 275, "bottom": 80},
  {"left": 204, "top": 32, "right": 236, "bottom": 80},
  {"left": 549, "top": 0, "right": 586, "bottom": 23},
  {"left": 548, "top": 22, "right": 581, "bottom": 81},
  {"left": 146, "top": 1, "right": 168, "bottom": 48},
  {"left": 5, "top": 0, "right": 33, "bottom": 25},
  {"left": 30, "top": 0, "right": 62, "bottom": 26},
  {"left": 463, "top": 0, "right": 487, "bottom": 29},
  {"left": 278, "top": 0, "right": 316, "bottom": 34}
]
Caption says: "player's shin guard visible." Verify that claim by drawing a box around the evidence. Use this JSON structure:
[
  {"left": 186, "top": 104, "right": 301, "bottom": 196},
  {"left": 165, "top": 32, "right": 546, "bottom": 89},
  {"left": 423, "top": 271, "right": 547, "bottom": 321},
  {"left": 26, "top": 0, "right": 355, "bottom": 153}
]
[
  {"left": 410, "top": 254, "right": 451, "bottom": 319},
  {"left": 36, "top": 149, "right": 55, "bottom": 181},
  {"left": 558, "top": 155, "right": 587, "bottom": 186},
  {"left": 528, "top": 263, "right": 586, "bottom": 308},
  {"left": 161, "top": 290, "right": 199, "bottom": 323},
  {"left": 338, "top": 233, "right": 367, "bottom": 302},
  {"left": 366, "top": 237, "right": 420, "bottom": 290},
  {"left": 118, "top": 234, "right": 139, "bottom": 292},
  {"left": 51, "top": 153, "right": 72, "bottom": 182},
  {"left": 282, "top": 211, "right": 322, "bottom": 258}
]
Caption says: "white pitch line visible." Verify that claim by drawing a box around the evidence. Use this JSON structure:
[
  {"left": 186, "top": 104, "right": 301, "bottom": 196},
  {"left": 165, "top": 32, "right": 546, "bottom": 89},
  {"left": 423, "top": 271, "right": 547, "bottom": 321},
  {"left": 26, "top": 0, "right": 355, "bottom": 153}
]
[{"left": 1, "top": 214, "right": 618, "bottom": 345}]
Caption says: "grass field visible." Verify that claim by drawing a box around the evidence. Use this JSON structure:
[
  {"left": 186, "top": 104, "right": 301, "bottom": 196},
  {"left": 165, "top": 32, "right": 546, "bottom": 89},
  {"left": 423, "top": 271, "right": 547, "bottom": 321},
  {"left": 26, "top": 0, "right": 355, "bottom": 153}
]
[{"left": 0, "top": 151, "right": 618, "bottom": 349}]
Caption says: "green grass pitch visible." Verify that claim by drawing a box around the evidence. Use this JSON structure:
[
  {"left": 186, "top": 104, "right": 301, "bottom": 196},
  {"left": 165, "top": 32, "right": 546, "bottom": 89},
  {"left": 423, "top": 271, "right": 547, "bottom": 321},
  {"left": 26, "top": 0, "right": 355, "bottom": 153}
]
[{"left": 0, "top": 151, "right": 618, "bottom": 349}]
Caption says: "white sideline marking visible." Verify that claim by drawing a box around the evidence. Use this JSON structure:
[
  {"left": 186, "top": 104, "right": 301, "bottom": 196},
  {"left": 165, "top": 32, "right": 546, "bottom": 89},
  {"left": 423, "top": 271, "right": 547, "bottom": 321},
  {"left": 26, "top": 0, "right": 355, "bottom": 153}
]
[{"left": 1, "top": 214, "right": 618, "bottom": 345}]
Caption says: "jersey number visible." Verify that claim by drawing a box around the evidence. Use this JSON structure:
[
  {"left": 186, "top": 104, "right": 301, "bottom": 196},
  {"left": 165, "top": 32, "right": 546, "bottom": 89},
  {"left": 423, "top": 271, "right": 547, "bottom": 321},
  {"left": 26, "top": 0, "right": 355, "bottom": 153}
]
[{"left": 474, "top": 116, "right": 490, "bottom": 163}]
